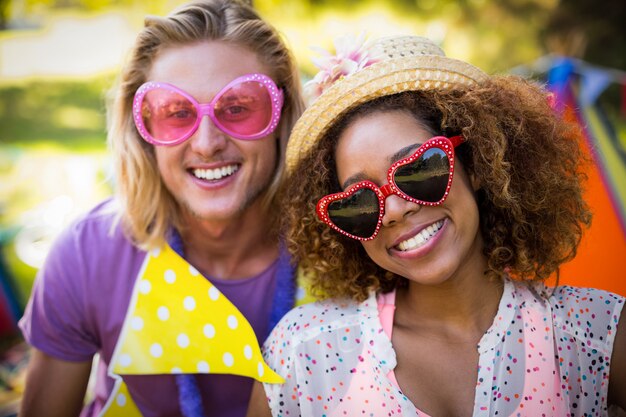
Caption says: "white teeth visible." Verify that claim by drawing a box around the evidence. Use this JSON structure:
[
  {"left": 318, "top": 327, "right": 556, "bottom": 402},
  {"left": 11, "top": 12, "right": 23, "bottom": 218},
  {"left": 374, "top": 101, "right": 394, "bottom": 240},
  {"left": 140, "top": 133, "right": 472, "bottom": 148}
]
[
  {"left": 396, "top": 220, "right": 444, "bottom": 251},
  {"left": 193, "top": 165, "right": 239, "bottom": 181}
]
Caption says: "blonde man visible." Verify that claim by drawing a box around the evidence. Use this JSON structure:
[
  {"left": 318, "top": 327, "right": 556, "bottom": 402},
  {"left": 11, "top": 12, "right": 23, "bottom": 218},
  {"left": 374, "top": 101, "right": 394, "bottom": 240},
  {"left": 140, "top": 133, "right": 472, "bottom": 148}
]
[{"left": 18, "top": 1, "right": 304, "bottom": 416}]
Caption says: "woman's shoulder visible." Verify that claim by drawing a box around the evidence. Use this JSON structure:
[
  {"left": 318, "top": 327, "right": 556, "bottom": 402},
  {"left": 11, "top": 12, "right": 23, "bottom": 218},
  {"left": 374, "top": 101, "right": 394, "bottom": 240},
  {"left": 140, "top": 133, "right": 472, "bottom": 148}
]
[
  {"left": 548, "top": 285, "right": 624, "bottom": 349},
  {"left": 509, "top": 280, "right": 624, "bottom": 344},
  {"left": 266, "top": 294, "right": 378, "bottom": 347},
  {"left": 549, "top": 285, "right": 625, "bottom": 312},
  {"left": 512, "top": 279, "right": 624, "bottom": 312}
]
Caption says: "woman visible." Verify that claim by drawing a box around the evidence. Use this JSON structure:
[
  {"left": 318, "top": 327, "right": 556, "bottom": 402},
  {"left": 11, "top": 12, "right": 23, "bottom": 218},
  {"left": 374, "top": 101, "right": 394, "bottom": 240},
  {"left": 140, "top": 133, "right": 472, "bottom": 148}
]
[
  {"left": 248, "top": 35, "right": 625, "bottom": 416},
  {"left": 18, "top": 1, "right": 305, "bottom": 416}
]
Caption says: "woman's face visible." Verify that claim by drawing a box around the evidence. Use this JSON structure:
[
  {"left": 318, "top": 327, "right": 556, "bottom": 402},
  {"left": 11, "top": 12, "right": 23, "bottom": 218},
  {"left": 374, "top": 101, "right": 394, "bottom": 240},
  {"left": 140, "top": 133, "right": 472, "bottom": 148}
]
[{"left": 334, "top": 110, "right": 484, "bottom": 285}]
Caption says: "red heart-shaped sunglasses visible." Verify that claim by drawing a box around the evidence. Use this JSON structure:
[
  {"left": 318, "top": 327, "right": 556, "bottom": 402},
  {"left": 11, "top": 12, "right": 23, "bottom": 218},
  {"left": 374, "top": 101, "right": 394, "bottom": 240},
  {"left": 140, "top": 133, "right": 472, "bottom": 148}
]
[{"left": 316, "top": 135, "right": 464, "bottom": 240}]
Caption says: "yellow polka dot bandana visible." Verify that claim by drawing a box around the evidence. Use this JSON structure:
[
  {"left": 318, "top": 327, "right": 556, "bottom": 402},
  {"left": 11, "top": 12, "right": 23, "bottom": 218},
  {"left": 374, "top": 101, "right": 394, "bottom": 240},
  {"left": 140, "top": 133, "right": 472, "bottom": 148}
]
[
  {"left": 110, "top": 243, "right": 284, "bottom": 380},
  {"left": 98, "top": 243, "right": 297, "bottom": 416},
  {"left": 99, "top": 379, "right": 141, "bottom": 417}
]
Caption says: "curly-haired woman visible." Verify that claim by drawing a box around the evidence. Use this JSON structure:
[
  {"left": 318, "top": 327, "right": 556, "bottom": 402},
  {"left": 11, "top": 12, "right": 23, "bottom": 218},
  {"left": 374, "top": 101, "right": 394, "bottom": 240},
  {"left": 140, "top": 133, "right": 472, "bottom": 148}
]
[{"left": 247, "top": 35, "right": 626, "bottom": 416}]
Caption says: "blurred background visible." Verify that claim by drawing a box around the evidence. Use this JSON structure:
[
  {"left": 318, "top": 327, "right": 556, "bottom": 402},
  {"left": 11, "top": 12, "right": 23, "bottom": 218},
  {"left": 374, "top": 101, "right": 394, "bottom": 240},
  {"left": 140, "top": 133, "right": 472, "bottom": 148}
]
[{"left": 0, "top": 0, "right": 624, "bottom": 414}]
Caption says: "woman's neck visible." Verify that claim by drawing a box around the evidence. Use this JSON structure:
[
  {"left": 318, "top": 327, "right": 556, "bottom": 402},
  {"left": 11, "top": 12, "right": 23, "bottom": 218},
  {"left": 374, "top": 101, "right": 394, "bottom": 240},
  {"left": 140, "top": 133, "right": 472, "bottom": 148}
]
[{"left": 394, "top": 255, "right": 503, "bottom": 342}]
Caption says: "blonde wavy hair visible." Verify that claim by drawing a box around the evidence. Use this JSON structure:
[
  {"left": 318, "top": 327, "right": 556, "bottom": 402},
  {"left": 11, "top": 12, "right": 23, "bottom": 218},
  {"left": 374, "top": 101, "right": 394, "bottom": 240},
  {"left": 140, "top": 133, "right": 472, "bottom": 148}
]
[
  {"left": 107, "top": 0, "right": 304, "bottom": 249},
  {"left": 283, "top": 76, "right": 592, "bottom": 302}
]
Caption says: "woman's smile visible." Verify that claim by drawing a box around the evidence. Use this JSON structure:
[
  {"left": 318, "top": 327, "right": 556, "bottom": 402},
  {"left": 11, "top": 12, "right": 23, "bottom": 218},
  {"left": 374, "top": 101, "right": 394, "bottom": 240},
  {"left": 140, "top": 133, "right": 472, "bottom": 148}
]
[{"left": 394, "top": 218, "right": 445, "bottom": 252}]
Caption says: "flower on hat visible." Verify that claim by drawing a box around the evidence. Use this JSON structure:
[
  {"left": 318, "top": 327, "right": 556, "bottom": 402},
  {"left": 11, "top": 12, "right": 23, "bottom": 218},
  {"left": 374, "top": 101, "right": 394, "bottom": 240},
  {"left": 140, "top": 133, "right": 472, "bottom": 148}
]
[{"left": 303, "top": 32, "right": 381, "bottom": 104}]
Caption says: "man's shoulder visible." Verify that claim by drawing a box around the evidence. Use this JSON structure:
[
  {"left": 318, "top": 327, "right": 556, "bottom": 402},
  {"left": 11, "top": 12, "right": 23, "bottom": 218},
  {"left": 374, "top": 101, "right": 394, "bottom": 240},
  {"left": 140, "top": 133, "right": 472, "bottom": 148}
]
[
  {"left": 70, "top": 197, "right": 120, "bottom": 228},
  {"left": 64, "top": 198, "right": 122, "bottom": 235},
  {"left": 55, "top": 198, "right": 132, "bottom": 253},
  {"left": 42, "top": 198, "right": 146, "bottom": 291}
]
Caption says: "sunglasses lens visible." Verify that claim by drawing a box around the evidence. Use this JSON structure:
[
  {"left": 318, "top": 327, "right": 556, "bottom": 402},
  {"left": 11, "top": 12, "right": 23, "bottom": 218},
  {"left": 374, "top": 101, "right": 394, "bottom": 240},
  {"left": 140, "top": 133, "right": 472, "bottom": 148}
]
[
  {"left": 141, "top": 88, "right": 198, "bottom": 144},
  {"left": 395, "top": 147, "right": 451, "bottom": 203},
  {"left": 327, "top": 188, "right": 380, "bottom": 239},
  {"left": 214, "top": 81, "right": 274, "bottom": 138}
]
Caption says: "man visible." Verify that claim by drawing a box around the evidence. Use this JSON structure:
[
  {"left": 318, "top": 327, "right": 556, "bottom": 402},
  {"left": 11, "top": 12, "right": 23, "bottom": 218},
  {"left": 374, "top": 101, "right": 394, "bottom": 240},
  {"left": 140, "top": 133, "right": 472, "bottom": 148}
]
[{"left": 18, "top": 1, "right": 304, "bottom": 416}]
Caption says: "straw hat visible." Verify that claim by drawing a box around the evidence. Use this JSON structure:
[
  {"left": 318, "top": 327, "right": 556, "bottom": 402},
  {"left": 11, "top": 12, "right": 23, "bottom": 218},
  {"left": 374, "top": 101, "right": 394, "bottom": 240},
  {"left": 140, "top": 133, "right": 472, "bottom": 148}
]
[{"left": 285, "top": 35, "right": 489, "bottom": 172}]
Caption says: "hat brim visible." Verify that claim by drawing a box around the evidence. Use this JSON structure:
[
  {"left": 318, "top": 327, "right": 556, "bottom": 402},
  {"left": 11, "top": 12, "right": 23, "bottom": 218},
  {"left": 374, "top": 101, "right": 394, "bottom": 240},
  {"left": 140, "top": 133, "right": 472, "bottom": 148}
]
[{"left": 286, "top": 55, "right": 488, "bottom": 172}]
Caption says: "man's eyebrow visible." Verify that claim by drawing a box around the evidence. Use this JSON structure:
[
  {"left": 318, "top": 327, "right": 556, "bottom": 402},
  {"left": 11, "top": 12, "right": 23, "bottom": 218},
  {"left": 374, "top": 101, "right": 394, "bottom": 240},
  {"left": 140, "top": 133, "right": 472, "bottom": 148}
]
[{"left": 340, "top": 142, "right": 424, "bottom": 189}]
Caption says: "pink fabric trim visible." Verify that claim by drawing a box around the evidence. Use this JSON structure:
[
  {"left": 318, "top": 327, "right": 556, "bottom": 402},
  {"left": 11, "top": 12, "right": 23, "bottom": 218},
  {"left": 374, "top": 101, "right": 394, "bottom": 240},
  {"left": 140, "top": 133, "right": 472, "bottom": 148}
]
[
  {"left": 376, "top": 291, "right": 400, "bottom": 389},
  {"left": 517, "top": 301, "right": 568, "bottom": 414}
]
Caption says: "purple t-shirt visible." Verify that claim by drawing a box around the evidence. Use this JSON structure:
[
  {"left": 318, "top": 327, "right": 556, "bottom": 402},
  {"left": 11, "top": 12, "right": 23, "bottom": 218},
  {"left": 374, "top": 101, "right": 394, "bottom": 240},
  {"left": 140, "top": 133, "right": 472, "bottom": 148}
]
[{"left": 19, "top": 199, "right": 279, "bottom": 417}]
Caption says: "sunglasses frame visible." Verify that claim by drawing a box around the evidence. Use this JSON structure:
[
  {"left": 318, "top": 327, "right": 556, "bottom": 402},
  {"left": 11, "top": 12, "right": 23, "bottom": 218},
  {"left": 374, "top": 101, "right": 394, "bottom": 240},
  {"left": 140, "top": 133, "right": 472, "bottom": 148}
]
[
  {"left": 316, "top": 135, "right": 464, "bottom": 241},
  {"left": 133, "top": 73, "right": 284, "bottom": 146}
]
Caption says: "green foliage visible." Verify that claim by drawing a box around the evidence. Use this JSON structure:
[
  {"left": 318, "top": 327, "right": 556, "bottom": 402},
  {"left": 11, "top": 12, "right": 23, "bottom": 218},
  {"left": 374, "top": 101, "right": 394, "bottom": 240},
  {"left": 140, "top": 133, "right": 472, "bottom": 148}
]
[
  {"left": 2, "top": 241, "right": 36, "bottom": 310},
  {"left": 12, "top": 0, "right": 183, "bottom": 14},
  {"left": 0, "top": 0, "right": 8, "bottom": 29},
  {"left": 256, "top": 0, "right": 558, "bottom": 75},
  {"left": 0, "top": 77, "right": 112, "bottom": 148}
]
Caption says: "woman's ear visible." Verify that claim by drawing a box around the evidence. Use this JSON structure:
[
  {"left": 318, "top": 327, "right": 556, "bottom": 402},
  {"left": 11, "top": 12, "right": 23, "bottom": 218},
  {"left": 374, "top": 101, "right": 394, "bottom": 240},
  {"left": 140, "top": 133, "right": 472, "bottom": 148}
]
[{"left": 469, "top": 172, "right": 481, "bottom": 192}]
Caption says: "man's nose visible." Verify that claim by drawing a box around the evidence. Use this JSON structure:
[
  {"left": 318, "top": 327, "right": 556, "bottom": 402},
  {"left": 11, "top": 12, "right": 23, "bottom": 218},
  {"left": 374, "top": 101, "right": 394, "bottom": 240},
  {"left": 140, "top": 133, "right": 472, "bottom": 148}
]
[{"left": 188, "top": 114, "right": 228, "bottom": 156}]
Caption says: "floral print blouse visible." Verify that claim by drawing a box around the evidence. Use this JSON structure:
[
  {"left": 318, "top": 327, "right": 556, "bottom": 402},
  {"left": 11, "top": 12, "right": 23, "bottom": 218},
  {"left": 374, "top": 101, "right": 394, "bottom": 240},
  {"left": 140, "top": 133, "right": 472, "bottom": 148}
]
[{"left": 262, "top": 279, "right": 624, "bottom": 416}]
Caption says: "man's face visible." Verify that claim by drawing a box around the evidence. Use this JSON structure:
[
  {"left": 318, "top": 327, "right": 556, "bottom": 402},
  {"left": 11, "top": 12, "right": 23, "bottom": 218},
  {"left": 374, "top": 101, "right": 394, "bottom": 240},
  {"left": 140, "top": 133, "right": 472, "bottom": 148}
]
[{"left": 147, "top": 41, "right": 279, "bottom": 223}]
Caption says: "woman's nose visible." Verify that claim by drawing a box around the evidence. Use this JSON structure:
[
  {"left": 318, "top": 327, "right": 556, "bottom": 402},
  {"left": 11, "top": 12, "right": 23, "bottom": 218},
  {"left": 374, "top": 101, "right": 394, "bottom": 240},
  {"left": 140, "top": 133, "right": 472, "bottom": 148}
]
[{"left": 381, "top": 193, "right": 420, "bottom": 228}]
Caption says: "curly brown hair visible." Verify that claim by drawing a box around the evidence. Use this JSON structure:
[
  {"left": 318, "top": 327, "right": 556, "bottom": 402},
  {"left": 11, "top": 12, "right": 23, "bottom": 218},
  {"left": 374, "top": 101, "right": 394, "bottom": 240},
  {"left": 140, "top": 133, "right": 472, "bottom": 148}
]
[{"left": 282, "top": 75, "right": 592, "bottom": 302}]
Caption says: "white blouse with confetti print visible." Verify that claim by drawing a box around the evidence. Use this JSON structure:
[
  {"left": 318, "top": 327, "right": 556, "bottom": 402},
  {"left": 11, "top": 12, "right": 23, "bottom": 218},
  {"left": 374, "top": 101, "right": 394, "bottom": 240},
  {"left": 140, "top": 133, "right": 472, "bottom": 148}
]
[{"left": 262, "top": 278, "right": 624, "bottom": 417}]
